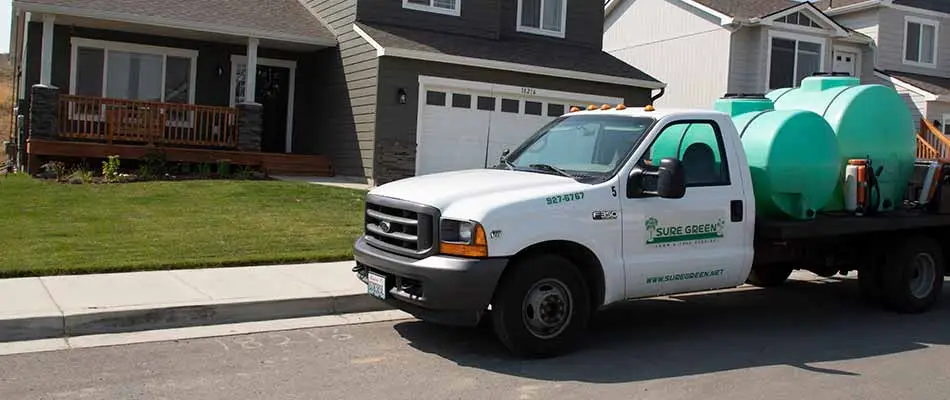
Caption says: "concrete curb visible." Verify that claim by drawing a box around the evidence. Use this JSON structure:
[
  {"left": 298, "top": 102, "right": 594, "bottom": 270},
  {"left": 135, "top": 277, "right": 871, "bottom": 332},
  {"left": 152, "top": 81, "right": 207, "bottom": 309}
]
[{"left": 0, "top": 293, "right": 393, "bottom": 343}]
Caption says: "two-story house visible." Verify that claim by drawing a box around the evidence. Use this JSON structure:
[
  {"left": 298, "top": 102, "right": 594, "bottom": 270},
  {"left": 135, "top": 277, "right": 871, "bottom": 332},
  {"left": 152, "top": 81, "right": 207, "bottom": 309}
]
[
  {"left": 816, "top": 0, "right": 950, "bottom": 135},
  {"left": 603, "top": 0, "right": 873, "bottom": 109},
  {"left": 9, "top": 0, "right": 663, "bottom": 185}
]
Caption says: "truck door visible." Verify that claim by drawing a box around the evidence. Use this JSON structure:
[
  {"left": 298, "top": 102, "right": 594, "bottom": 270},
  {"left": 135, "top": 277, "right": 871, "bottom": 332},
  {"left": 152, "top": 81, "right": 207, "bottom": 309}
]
[{"left": 621, "top": 117, "right": 748, "bottom": 298}]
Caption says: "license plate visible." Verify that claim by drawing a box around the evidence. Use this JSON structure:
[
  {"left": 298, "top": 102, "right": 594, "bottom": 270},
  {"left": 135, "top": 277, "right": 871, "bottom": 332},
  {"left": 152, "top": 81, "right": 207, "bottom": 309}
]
[{"left": 367, "top": 271, "right": 387, "bottom": 300}]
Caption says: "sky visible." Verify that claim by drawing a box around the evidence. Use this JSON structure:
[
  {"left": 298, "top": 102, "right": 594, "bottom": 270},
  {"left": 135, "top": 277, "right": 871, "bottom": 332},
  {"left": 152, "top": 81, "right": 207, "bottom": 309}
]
[{"left": 0, "top": 0, "right": 10, "bottom": 53}]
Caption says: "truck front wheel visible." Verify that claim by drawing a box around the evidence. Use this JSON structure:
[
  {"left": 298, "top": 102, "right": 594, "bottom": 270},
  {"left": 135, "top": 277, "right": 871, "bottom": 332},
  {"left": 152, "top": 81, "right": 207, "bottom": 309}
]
[
  {"left": 880, "top": 237, "right": 945, "bottom": 313},
  {"left": 490, "top": 254, "right": 591, "bottom": 358}
]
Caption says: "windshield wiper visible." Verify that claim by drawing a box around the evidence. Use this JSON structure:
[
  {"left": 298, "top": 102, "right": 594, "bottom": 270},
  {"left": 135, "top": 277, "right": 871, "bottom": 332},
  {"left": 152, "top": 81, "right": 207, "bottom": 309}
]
[{"left": 529, "top": 164, "right": 573, "bottom": 178}]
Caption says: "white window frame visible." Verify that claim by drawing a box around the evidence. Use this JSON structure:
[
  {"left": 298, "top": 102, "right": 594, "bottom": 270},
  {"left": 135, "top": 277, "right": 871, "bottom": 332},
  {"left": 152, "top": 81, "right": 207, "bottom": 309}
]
[
  {"left": 68, "top": 37, "right": 199, "bottom": 127},
  {"left": 229, "top": 55, "right": 298, "bottom": 153},
  {"left": 402, "top": 0, "right": 461, "bottom": 17},
  {"left": 903, "top": 15, "right": 939, "bottom": 68},
  {"left": 516, "top": 0, "right": 567, "bottom": 39},
  {"left": 765, "top": 31, "right": 828, "bottom": 91},
  {"left": 832, "top": 44, "right": 862, "bottom": 78}
]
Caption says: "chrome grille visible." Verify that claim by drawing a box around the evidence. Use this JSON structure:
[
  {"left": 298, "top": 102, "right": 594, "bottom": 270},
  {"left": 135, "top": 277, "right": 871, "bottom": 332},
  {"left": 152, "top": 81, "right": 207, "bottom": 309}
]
[{"left": 363, "top": 195, "right": 438, "bottom": 258}]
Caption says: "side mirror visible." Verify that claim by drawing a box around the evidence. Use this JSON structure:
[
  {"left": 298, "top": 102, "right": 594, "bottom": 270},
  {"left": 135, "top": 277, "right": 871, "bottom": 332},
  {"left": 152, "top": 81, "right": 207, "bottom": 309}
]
[
  {"left": 627, "top": 157, "right": 685, "bottom": 199},
  {"left": 500, "top": 148, "right": 510, "bottom": 162},
  {"left": 656, "top": 158, "right": 686, "bottom": 199}
]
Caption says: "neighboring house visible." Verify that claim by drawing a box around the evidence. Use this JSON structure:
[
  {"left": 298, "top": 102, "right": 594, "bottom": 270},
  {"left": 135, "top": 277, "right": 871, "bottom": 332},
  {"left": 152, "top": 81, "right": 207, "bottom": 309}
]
[
  {"left": 815, "top": 0, "right": 950, "bottom": 135},
  {"left": 603, "top": 0, "right": 874, "bottom": 109},
  {"left": 8, "top": 0, "right": 663, "bottom": 185}
]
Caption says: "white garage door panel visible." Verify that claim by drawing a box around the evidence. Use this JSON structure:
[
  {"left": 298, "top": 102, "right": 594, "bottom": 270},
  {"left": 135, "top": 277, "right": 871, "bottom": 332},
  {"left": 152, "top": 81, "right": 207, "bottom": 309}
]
[
  {"left": 415, "top": 77, "right": 623, "bottom": 176},
  {"left": 417, "top": 96, "right": 491, "bottom": 175}
]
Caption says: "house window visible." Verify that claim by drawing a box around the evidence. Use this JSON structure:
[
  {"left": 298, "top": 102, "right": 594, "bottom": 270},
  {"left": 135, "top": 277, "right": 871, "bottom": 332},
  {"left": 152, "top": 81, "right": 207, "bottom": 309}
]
[
  {"left": 518, "top": 0, "right": 567, "bottom": 38},
  {"left": 775, "top": 12, "right": 821, "bottom": 29},
  {"left": 904, "top": 17, "right": 938, "bottom": 67},
  {"left": 768, "top": 35, "right": 823, "bottom": 89},
  {"left": 71, "top": 39, "right": 196, "bottom": 104},
  {"left": 403, "top": 0, "right": 461, "bottom": 16}
]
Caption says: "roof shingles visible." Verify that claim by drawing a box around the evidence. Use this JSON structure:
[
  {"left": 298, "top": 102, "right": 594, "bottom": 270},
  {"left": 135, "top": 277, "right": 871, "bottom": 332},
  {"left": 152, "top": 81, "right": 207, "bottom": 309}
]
[
  {"left": 357, "top": 22, "right": 661, "bottom": 85},
  {"left": 692, "top": 0, "right": 799, "bottom": 19},
  {"left": 15, "top": 0, "right": 335, "bottom": 43}
]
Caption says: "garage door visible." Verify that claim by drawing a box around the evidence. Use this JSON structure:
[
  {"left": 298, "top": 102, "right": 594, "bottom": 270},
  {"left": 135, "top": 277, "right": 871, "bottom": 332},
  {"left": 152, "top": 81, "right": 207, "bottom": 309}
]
[{"left": 415, "top": 77, "right": 624, "bottom": 176}]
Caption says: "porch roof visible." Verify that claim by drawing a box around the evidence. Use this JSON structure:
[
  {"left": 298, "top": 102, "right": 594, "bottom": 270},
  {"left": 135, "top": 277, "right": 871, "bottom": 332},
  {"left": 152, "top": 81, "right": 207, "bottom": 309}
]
[
  {"left": 13, "top": 0, "right": 337, "bottom": 46},
  {"left": 879, "top": 70, "right": 950, "bottom": 97}
]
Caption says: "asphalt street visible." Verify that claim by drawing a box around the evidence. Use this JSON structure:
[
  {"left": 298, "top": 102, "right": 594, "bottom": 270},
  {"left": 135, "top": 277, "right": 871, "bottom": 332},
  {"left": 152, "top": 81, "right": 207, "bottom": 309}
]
[{"left": 2, "top": 276, "right": 949, "bottom": 400}]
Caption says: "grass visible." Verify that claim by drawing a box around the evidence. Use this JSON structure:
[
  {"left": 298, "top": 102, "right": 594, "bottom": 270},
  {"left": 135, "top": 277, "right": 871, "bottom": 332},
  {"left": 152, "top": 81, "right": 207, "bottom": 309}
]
[{"left": 0, "top": 174, "right": 367, "bottom": 277}]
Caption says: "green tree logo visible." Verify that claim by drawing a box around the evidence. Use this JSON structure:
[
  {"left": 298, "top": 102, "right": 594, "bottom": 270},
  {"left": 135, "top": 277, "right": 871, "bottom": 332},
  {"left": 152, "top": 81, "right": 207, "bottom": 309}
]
[{"left": 645, "top": 217, "right": 658, "bottom": 242}]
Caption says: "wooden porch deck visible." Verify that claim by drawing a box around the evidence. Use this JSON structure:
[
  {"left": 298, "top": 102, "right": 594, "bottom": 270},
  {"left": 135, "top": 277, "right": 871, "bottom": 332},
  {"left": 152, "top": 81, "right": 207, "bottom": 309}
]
[{"left": 27, "top": 139, "right": 334, "bottom": 176}]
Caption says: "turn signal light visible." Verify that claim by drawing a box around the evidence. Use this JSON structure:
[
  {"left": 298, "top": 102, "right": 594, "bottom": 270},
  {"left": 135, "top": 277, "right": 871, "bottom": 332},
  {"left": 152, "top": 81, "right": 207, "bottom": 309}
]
[
  {"left": 600, "top": 104, "right": 611, "bottom": 110},
  {"left": 569, "top": 106, "right": 581, "bottom": 112},
  {"left": 587, "top": 104, "right": 597, "bottom": 110},
  {"left": 616, "top": 104, "right": 627, "bottom": 110},
  {"left": 645, "top": 104, "right": 656, "bottom": 112},
  {"left": 440, "top": 224, "right": 488, "bottom": 258}
]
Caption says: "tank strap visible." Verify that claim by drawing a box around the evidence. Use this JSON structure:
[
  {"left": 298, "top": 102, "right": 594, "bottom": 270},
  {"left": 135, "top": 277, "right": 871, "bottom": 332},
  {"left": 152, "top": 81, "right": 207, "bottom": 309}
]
[
  {"left": 821, "top": 86, "right": 859, "bottom": 117},
  {"left": 739, "top": 110, "right": 773, "bottom": 139}
]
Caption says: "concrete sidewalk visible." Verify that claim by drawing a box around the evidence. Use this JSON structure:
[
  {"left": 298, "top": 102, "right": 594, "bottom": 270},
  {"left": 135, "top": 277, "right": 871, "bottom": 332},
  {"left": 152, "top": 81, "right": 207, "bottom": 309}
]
[{"left": 0, "top": 261, "right": 391, "bottom": 343}]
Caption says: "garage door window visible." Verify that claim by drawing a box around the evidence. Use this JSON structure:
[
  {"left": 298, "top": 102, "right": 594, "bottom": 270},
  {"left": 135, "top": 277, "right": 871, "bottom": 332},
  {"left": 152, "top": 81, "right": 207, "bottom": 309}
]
[
  {"left": 525, "top": 101, "right": 543, "bottom": 115},
  {"left": 452, "top": 93, "right": 472, "bottom": 108},
  {"left": 426, "top": 91, "right": 447, "bottom": 106},
  {"left": 547, "top": 104, "right": 565, "bottom": 117},
  {"left": 477, "top": 96, "right": 495, "bottom": 111},
  {"left": 501, "top": 98, "right": 520, "bottom": 113}
]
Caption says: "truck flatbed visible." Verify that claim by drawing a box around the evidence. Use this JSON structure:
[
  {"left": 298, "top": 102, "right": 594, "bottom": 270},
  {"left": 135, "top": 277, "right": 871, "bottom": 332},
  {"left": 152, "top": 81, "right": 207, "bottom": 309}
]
[{"left": 756, "top": 209, "right": 950, "bottom": 240}]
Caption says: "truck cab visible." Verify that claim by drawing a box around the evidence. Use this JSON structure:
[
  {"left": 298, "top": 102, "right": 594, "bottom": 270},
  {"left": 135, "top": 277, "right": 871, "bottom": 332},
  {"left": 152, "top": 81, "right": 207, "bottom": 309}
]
[{"left": 354, "top": 104, "right": 758, "bottom": 357}]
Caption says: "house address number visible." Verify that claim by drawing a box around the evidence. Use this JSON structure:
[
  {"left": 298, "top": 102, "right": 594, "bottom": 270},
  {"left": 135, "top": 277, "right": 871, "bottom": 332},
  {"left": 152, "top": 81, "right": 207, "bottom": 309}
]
[{"left": 521, "top": 87, "right": 538, "bottom": 96}]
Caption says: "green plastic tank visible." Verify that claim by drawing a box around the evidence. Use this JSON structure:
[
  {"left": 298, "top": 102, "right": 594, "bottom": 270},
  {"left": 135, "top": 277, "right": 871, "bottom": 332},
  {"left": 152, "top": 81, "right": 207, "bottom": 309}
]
[
  {"left": 766, "top": 74, "right": 916, "bottom": 212},
  {"left": 651, "top": 95, "right": 841, "bottom": 220}
]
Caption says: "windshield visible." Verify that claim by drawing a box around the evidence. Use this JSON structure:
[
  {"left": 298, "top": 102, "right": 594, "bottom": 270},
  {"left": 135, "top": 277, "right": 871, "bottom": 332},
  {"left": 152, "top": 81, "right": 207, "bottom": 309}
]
[{"left": 503, "top": 114, "right": 656, "bottom": 181}]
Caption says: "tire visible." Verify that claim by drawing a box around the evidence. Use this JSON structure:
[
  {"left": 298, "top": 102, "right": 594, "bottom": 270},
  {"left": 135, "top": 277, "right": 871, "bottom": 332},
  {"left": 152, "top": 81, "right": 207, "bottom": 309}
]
[
  {"left": 880, "top": 236, "right": 945, "bottom": 314},
  {"left": 490, "top": 253, "right": 591, "bottom": 358},
  {"left": 746, "top": 263, "right": 794, "bottom": 287}
]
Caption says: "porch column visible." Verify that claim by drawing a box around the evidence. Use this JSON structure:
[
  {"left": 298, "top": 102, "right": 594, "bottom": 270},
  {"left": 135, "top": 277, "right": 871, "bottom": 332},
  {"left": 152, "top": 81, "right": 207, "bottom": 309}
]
[
  {"left": 237, "top": 37, "right": 263, "bottom": 151},
  {"left": 40, "top": 14, "right": 55, "bottom": 86},
  {"left": 245, "top": 38, "right": 259, "bottom": 104}
]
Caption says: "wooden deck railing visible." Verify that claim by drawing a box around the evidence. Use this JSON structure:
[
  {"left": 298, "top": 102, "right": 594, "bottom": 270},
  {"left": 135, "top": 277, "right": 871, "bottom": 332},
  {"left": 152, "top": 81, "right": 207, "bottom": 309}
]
[
  {"left": 58, "top": 95, "right": 239, "bottom": 148},
  {"left": 918, "top": 119, "right": 950, "bottom": 160}
]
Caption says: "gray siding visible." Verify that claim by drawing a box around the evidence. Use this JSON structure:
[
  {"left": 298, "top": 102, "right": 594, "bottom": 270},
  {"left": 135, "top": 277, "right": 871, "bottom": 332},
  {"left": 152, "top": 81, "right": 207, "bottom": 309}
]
[
  {"left": 876, "top": 6, "right": 950, "bottom": 78},
  {"left": 728, "top": 27, "right": 764, "bottom": 94},
  {"left": 501, "top": 0, "right": 604, "bottom": 49},
  {"left": 356, "top": 0, "right": 500, "bottom": 40},
  {"left": 301, "top": 0, "right": 379, "bottom": 179},
  {"left": 373, "top": 57, "right": 652, "bottom": 184}
]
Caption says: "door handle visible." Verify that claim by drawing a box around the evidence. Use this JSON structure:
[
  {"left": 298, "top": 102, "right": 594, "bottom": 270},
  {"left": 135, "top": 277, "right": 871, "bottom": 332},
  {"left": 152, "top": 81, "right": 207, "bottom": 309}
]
[{"left": 730, "top": 200, "right": 743, "bottom": 222}]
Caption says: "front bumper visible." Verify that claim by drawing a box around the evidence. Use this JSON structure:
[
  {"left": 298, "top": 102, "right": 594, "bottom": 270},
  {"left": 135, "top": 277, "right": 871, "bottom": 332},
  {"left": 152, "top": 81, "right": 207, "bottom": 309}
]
[{"left": 353, "top": 235, "right": 508, "bottom": 326}]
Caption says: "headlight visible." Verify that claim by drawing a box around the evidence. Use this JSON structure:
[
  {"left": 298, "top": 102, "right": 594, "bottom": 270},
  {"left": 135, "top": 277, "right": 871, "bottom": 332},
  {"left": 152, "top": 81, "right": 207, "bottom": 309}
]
[{"left": 439, "top": 219, "right": 488, "bottom": 258}]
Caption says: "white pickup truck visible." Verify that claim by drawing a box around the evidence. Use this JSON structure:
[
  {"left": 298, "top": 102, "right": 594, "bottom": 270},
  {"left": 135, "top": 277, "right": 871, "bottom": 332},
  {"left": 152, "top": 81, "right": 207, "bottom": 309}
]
[{"left": 353, "top": 104, "right": 949, "bottom": 358}]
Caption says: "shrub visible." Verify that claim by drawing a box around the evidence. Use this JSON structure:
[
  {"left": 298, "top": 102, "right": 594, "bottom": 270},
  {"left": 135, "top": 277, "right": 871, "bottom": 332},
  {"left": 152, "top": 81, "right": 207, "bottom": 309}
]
[{"left": 101, "top": 155, "right": 120, "bottom": 182}]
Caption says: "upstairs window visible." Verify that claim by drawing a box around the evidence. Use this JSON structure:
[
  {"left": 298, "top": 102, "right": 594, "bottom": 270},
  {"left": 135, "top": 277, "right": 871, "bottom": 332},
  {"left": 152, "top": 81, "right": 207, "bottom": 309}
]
[
  {"left": 904, "top": 16, "right": 938, "bottom": 67},
  {"left": 403, "top": 0, "right": 461, "bottom": 16},
  {"left": 775, "top": 12, "right": 821, "bottom": 29},
  {"left": 518, "top": 0, "right": 566, "bottom": 38}
]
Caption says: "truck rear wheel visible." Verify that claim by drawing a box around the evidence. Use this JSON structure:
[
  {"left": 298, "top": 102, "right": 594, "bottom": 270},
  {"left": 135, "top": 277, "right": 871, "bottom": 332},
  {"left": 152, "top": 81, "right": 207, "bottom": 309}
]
[
  {"left": 746, "top": 263, "right": 794, "bottom": 287},
  {"left": 490, "top": 254, "right": 591, "bottom": 358},
  {"left": 880, "top": 237, "right": 945, "bottom": 313}
]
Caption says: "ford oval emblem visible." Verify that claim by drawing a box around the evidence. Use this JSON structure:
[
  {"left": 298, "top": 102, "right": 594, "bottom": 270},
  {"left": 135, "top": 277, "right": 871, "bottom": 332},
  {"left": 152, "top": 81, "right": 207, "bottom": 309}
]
[{"left": 379, "top": 221, "right": 392, "bottom": 233}]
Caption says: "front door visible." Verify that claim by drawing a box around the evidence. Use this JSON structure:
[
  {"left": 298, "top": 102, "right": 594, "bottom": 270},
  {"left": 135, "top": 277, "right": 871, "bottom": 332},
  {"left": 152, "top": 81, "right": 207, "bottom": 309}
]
[
  {"left": 256, "top": 65, "right": 291, "bottom": 153},
  {"left": 621, "top": 118, "right": 748, "bottom": 298},
  {"left": 833, "top": 50, "right": 857, "bottom": 76}
]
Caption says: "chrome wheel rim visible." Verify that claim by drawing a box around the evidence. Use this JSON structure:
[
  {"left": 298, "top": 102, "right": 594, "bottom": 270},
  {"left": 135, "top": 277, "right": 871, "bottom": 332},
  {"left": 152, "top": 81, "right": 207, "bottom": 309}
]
[
  {"left": 909, "top": 253, "right": 937, "bottom": 299},
  {"left": 522, "top": 278, "right": 573, "bottom": 339}
]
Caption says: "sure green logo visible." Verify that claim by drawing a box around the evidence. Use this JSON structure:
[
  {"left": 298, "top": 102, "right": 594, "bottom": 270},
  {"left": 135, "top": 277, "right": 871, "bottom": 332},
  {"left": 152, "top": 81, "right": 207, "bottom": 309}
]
[{"left": 645, "top": 216, "right": 725, "bottom": 247}]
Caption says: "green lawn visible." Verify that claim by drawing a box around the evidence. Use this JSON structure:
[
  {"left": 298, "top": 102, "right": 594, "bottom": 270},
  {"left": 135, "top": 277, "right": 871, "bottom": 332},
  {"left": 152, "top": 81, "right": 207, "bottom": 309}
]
[{"left": 0, "top": 175, "right": 366, "bottom": 277}]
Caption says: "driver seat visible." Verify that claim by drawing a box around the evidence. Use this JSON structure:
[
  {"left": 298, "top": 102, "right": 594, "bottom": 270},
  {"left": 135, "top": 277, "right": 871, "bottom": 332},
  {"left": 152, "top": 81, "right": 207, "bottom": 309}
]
[{"left": 680, "top": 143, "right": 719, "bottom": 185}]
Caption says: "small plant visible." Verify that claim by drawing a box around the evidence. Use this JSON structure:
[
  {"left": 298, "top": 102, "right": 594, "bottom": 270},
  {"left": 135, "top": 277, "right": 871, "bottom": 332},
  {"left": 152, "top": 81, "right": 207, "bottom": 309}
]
[
  {"left": 216, "top": 159, "right": 232, "bottom": 178},
  {"left": 137, "top": 164, "right": 155, "bottom": 181},
  {"left": 197, "top": 163, "right": 212, "bottom": 178},
  {"left": 234, "top": 166, "right": 255, "bottom": 180},
  {"left": 101, "top": 155, "right": 121, "bottom": 182},
  {"left": 142, "top": 150, "right": 167, "bottom": 176},
  {"left": 67, "top": 166, "right": 94, "bottom": 184},
  {"left": 41, "top": 161, "right": 67, "bottom": 181},
  {"left": 178, "top": 163, "right": 191, "bottom": 174}
]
